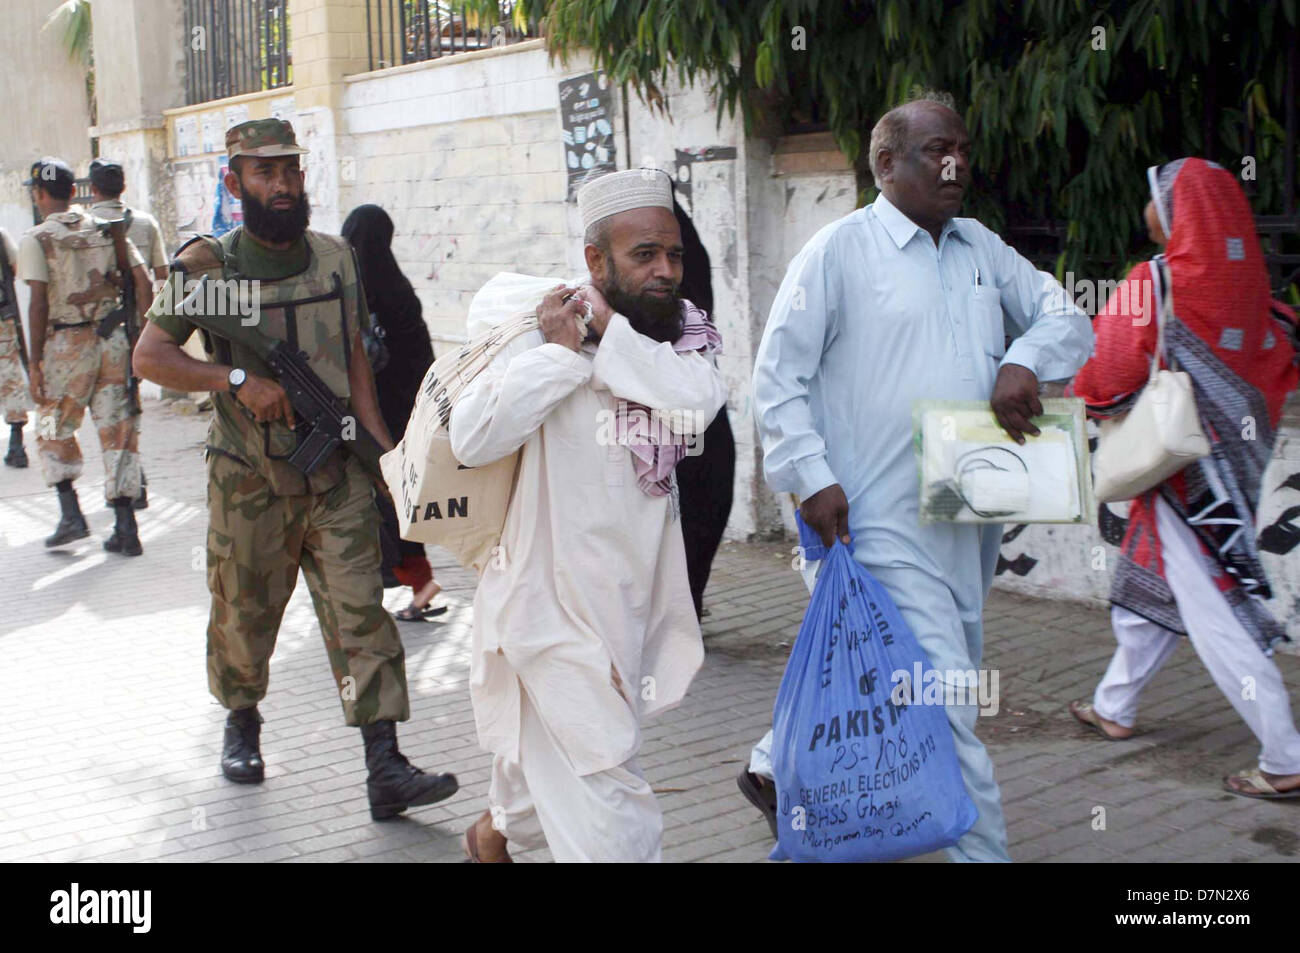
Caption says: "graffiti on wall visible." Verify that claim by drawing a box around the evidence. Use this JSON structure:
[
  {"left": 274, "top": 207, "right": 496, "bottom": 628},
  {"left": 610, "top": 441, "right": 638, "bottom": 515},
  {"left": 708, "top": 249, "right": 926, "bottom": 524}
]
[{"left": 1259, "top": 471, "right": 1300, "bottom": 555}]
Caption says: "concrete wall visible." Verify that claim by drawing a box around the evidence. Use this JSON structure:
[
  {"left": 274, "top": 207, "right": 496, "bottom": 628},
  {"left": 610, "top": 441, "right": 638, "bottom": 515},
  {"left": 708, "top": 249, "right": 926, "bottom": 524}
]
[
  {"left": 743, "top": 134, "right": 858, "bottom": 535},
  {"left": 0, "top": 0, "right": 95, "bottom": 269},
  {"left": 91, "top": 0, "right": 188, "bottom": 251},
  {"left": 336, "top": 40, "right": 579, "bottom": 343}
]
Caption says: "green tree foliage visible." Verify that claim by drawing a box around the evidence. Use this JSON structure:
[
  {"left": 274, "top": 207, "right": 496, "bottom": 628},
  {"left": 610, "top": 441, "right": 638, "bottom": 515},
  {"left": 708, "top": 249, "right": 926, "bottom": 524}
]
[{"left": 462, "top": 0, "right": 1299, "bottom": 282}]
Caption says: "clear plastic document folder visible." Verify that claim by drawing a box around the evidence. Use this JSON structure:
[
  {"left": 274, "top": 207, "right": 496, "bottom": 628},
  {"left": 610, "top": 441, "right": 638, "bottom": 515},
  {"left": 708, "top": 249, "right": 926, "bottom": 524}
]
[{"left": 913, "top": 398, "right": 1095, "bottom": 524}]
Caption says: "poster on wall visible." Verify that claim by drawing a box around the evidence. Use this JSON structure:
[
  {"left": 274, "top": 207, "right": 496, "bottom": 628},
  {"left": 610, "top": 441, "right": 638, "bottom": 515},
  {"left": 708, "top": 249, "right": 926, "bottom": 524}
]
[
  {"left": 171, "top": 156, "right": 217, "bottom": 244},
  {"left": 270, "top": 96, "right": 297, "bottom": 123},
  {"left": 200, "top": 114, "right": 222, "bottom": 154},
  {"left": 673, "top": 146, "right": 737, "bottom": 217},
  {"left": 175, "top": 116, "right": 198, "bottom": 157},
  {"left": 559, "top": 71, "right": 616, "bottom": 200},
  {"left": 211, "top": 157, "right": 243, "bottom": 237},
  {"left": 224, "top": 104, "right": 250, "bottom": 132}
]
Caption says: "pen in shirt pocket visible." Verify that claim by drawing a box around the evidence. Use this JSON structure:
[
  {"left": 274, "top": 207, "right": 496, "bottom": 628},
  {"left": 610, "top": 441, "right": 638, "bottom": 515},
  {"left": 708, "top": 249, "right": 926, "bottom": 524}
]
[{"left": 973, "top": 267, "right": 982, "bottom": 286}]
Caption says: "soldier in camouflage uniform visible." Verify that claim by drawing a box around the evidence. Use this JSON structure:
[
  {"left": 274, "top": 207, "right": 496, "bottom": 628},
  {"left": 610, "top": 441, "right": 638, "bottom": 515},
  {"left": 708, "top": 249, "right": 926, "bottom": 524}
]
[
  {"left": 134, "top": 119, "right": 458, "bottom": 821},
  {"left": 88, "top": 158, "right": 170, "bottom": 282},
  {"left": 18, "top": 158, "right": 152, "bottom": 554},
  {"left": 0, "top": 227, "right": 31, "bottom": 468},
  {"left": 89, "top": 157, "right": 170, "bottom": 510}
]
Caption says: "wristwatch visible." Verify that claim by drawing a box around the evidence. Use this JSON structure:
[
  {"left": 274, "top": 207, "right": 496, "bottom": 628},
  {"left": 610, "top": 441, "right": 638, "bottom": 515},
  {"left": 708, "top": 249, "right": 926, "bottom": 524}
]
[{"left": 228, "top": 367, "right": 247, "bottom": 396}]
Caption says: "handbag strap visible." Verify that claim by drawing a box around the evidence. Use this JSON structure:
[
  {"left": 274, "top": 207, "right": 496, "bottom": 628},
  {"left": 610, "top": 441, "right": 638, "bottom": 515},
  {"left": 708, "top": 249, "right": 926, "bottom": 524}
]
[
  {"left": 1147, "top": 256, "right": 1176, "bottom": 382},
  {"left": 426, "top": 311, "right": 543, "bottom": 410}
]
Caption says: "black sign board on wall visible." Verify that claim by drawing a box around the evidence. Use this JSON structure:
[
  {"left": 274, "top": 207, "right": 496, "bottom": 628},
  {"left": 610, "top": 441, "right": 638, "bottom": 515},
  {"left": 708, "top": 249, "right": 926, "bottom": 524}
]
[{"left": 560, "top": 71, "right": 617, "bottom": 200}]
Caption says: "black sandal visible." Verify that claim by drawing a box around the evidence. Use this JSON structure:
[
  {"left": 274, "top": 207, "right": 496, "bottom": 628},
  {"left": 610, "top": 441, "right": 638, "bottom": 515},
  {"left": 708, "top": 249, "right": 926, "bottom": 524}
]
[
  {"left": 737, "top": 768, "right": 779, "bottom": 840},
  {"left": 393, "top": 604, "right": 448, "bottom": 622}
]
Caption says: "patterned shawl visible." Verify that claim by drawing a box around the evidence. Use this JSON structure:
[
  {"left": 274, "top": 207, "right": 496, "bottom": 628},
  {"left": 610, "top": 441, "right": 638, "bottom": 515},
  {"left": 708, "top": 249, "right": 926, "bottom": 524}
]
[
  {"left": 615, "top": 298, "right": 723, "bottom": 496},
  {"left": 1070, "top": 158, "right": 1299, "bottom": 652}
]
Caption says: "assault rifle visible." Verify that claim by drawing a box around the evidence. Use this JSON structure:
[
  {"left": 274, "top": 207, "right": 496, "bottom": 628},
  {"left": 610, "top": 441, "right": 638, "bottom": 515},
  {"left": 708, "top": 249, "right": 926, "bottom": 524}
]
[
  {"left": 178, "top": 275, "right": 386, "bottom": 483},
  {"left": 0, "top": 236, "right": 28, "bottom": 371},
  {"left": 96, "top": 212, "right": 140, "bottom": 414}
]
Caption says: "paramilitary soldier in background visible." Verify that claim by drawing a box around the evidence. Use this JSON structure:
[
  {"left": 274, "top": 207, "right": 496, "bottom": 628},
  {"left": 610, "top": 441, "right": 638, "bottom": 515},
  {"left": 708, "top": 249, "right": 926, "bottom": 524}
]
[
  {"left": 89, "top": 157, "right": 169, "bottom": 510},
  {"left": 18, "top": 157, "right": 152, "bottom": 553},
  {"left": 134, "top": 120, "right": 458, "bottom": 821},
  {"left": 88, "top": 158, "right": 169, "bottom": 281},
  {"left": 0, "top": 226, "right": 31, "bottom": 468}
]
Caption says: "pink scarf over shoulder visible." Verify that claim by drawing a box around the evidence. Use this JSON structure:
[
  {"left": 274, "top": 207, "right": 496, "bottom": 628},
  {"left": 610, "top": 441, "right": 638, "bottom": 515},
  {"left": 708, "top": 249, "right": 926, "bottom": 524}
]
[{"left": 613, "top": 298, "right": 723, "bottom": 496}]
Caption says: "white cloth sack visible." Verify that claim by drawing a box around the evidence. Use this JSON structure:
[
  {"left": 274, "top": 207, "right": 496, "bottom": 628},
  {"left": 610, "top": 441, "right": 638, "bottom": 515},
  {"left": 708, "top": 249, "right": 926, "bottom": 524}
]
[
  {"left": 1093, "top": 259, "right": 1210, "bottom": 503},
  {"left": 380, "top": 273, "right": 581, "bottom": 571}
]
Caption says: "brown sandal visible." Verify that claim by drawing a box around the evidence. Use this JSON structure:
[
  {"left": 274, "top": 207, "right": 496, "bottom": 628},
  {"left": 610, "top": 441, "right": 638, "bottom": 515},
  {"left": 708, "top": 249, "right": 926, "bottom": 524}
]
[{"left": 462, "top": 814, "right": 513, "bottom": 863}]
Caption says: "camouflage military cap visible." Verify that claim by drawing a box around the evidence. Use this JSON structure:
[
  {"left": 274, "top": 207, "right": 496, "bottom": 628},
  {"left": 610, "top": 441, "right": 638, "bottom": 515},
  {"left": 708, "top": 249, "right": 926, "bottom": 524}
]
[{"left": 226, "top": 119, "right": 309, "bottom": 159}]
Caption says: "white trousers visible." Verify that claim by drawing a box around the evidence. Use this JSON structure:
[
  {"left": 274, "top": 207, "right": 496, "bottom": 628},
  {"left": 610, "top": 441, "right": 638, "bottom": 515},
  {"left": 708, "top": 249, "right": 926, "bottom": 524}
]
[
  {"left": 1093, "top": 496, "right": 1300, "bottom": 775},
  {"left": 489, "top": 687, "right": 664, "bottom": 863}
]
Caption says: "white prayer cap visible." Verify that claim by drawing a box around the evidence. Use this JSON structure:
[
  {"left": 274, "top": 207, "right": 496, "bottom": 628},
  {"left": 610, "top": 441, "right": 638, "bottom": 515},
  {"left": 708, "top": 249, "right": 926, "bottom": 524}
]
[{"left": 577, "top": 168, "right": 674, "bottom": 231}]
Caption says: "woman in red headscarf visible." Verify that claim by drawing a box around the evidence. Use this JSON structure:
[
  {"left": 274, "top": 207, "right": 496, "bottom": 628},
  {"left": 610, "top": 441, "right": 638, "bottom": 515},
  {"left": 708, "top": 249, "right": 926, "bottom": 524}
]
[{"left": 1067, "top": 158, "right": 1300, "bottom": 799}]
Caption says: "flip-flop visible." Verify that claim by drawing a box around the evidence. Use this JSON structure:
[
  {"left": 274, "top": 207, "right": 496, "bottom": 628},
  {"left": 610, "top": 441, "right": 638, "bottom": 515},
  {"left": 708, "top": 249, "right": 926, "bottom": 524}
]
[
  {"left": 393, "top": 605, "right": 449, "bottom": 622},
  {"left": 1069, "top": 700, "right": 1133, "bottom": 741},
  {"left": 1223, "top": 768, "right": 1300, "bottom": 800},
  {"left": 737, "top": 768, "right": 779, "bottom": 840}
]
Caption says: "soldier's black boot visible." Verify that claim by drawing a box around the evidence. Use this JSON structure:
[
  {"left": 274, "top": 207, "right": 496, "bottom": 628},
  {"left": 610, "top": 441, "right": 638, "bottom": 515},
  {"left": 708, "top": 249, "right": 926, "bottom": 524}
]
[
  {"left": 45, "top": 480, "right": 89, "bottom": 547},
  {"left": 103, "top": 496, "right": 143, "bottom": 556},
  {"left": 3, "top": 423, "right": 26, "bottom": 468},
  {"left": 221, "top": 706, "right": 265, "bottom": 784},
  {"left": 133, "top": 470, "right": 148, "bottom": 510},
  {"left": 361, "top": 720, "right": 459, "bottom": 820}
]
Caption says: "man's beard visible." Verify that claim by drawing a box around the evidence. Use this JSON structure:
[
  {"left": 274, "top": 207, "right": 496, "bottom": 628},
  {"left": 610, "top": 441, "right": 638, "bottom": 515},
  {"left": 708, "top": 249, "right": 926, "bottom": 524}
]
[
  {"left": 241, "top": 189, "right": 311, "bottom": 244},
  {"left": 601, "top": 261, "right": 682, "bottom": 343}
]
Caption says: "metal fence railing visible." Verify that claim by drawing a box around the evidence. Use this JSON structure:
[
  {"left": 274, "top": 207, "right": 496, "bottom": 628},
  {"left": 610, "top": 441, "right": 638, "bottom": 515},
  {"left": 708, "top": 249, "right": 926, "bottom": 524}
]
[
  {"left": 184, "top": 0, "right": 292, "bottom": 106},
  {"left": 364, "top": 1, "right": 538, "bottom": 72}
]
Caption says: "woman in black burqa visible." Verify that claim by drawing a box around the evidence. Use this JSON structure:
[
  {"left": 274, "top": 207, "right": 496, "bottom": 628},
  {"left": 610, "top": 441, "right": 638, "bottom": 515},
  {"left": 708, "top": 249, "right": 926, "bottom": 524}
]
[
  {"left": 342, "top": 204, "right": 443, "bottom": 621},
  {"left": 672, "top": 196, "right": 736, "bottom": 619}
]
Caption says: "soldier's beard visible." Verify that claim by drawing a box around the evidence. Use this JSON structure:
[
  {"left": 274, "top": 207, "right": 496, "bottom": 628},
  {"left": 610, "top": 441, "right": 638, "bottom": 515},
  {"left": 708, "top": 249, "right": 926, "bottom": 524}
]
[
  {"left": 242, "top": 189, "right": 311, "bottom": 244},
  {"left": 600, "top": 261, "right": 682, "bottom": 343}
]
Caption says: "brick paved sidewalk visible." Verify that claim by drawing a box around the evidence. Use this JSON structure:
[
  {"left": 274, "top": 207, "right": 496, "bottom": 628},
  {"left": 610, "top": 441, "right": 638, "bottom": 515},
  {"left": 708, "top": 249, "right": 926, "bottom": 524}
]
[{"left": 0, "top": 399, "right": 1297, "bottom": 863}]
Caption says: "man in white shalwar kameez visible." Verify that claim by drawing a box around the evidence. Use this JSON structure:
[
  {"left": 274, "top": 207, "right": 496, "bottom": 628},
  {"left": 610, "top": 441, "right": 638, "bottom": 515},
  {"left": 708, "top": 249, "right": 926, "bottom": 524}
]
[{"left": 449, "top": 169, "right": 728, "bottom": 862}]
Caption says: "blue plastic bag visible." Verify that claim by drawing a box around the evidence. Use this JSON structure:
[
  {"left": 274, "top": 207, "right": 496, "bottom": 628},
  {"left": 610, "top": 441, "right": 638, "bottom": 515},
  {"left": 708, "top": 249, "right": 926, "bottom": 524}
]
[{"left": 769, "top": 519, "right": 978, "bottom": 862}]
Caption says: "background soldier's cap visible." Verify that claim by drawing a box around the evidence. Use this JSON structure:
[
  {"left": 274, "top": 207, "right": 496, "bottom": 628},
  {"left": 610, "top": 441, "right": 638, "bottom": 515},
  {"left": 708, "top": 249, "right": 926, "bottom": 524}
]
[
  {"left": 226, "top": 118, "right": 309, "bottom": 159},
  {"left": 22, "top": 156, "right": 76, "bottom": 188},
  {"left": 89, "top": 157, "right": 126, "bottom": 194}
]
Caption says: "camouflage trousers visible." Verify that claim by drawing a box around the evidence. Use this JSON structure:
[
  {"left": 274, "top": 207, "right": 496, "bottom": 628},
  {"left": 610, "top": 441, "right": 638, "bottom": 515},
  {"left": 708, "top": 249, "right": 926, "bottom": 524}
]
[
  {"left": 0, "top": 318, "right": 30, "bottom": 425},
  {"left": 205, "top": 450, "right": 410, "bottom": 726},
  {"left": 36, "top": 325, "right": 140, "bottom": 500}
]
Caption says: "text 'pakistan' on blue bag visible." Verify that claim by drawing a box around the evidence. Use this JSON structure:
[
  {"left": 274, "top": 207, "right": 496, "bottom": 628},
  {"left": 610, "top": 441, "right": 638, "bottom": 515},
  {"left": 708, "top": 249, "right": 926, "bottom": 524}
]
[{"left": 769, "top": 520, "right": 978, "bottom": 862}]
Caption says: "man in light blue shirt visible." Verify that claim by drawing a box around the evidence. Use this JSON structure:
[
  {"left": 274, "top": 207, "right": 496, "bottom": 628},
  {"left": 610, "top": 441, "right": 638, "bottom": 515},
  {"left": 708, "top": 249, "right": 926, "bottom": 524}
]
[{"left": 743, "top": 94, "right": 1093, "bottom": 862}]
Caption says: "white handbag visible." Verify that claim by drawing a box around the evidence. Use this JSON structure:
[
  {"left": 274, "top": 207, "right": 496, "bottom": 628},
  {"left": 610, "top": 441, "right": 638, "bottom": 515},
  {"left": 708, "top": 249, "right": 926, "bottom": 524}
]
[{"left": 1092, "top": 258, "right": 1210, "bottom": 503}]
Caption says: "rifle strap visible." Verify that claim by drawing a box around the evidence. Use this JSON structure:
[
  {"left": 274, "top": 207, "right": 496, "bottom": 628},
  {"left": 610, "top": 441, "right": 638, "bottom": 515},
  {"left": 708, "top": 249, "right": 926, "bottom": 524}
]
[{"left": 107, "top": 215, "right": 134, "bottom": 309}]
